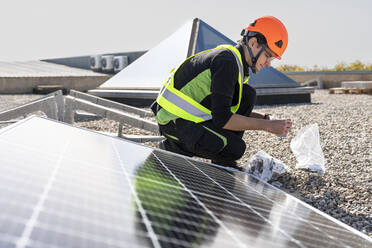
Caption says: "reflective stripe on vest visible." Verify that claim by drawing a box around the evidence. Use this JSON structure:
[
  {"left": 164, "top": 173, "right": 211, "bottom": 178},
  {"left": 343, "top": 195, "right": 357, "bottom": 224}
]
[
  {"left": 157, "top": 45, "right": 244, "bottom": 123},
  {"left": 160, "top": 88, "right": 212, "bottom": 121}
]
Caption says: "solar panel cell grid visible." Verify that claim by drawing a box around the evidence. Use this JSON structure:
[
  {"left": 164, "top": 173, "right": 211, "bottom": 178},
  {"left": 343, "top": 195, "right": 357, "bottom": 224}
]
[
  {"left": 189, "top": 160, "right": 372, "bottom": 247},
  {"left": 187, "top": 158, "right": 368, "bottom": 246},
  {"left": 133, "top": 163, "right": 226, "bottom": 247},
  {"left": 152, "top": 153, "right": 241, "bottom": 205},
  {"left": 183, "top": 160, "right": 360, "bottom": 248},
  {"left": 0, "top": 116, "right": 370, "bottom": 248}
]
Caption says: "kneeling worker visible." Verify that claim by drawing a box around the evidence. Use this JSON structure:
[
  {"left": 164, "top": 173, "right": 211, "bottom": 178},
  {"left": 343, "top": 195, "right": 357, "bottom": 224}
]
[{"left": 151, "top": 16, "right": 292, "bottom": 170}]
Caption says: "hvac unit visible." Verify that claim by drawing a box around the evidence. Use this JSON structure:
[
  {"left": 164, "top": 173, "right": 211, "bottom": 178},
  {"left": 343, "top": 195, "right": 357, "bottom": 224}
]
[
  {"left": 89, "top": 55, "right": 102, "bottom": 71},
  {"left": 114, "top": 56, "right": 129, "bottom": 73},
  {"left": 101, "top": 55, "right": 115, "bottom": 72}
]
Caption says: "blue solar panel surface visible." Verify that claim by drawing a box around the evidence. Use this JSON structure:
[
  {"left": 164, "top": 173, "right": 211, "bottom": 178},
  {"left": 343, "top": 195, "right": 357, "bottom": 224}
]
[
  {"left": 0, "top": 116, "right": 370, "bottom": 248},
  {"left": 248, "top": 66, "right": 299, "bottom": 88},
  {"left": 195, "top": 20, "right": 236, "bottom": 53}
]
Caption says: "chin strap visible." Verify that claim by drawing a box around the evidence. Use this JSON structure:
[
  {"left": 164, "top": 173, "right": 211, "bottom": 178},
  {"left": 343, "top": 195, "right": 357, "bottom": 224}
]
[{"left": 245, "top": 36, "right": 265, "bottom": 74}]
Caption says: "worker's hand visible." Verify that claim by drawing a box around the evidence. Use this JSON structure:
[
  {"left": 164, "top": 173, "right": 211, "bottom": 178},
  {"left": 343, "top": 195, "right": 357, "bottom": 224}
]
[{"left": 266, "top": 119, "right": 292, "bottom": 135}]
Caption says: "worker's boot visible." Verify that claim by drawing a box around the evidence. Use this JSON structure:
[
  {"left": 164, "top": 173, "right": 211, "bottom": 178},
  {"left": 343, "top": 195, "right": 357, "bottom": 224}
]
[{"left": 159, "top": 139, "right": 193, "bottom": 157}]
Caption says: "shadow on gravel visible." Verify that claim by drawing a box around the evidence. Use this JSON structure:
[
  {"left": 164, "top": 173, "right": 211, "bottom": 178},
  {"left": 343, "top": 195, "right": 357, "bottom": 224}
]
[
  {"left": 253, "top": 102, "right": 323, "bottom": 110},
  {"left": 287, "top": 102, "right": 323, "bottom": 107},
  {"left": 277, "top": 173, "right": 372, "bottom": 236},
  {"left": 307, "top": 189, "right": 372, "bottom": 236}
]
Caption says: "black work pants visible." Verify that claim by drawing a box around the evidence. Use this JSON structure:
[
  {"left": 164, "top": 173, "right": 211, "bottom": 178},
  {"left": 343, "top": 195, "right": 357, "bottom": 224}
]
[{"left": 158, "top": 84, "right": 257, "bottom": 168}]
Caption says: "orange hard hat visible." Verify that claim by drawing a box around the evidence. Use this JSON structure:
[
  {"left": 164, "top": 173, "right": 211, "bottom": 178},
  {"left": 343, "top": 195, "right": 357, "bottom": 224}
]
[{"left": 244, "top": 16, "right": 288, "bottom": 59}]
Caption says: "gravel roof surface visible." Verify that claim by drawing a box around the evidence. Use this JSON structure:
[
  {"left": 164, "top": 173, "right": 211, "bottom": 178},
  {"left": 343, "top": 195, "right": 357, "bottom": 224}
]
[{"left": 0, "top": 90, "right": 371, "bottom": 237}]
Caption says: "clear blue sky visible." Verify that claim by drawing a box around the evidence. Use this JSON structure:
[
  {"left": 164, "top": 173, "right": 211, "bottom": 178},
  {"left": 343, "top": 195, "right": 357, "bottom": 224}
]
[{"left": 1, "top": 0, "right": 371, "bottom": 68}]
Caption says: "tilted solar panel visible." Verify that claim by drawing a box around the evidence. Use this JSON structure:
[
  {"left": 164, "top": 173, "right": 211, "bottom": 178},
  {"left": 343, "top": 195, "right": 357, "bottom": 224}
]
[{"left": 0, "top": 116, "right": 370, "bottom": 248}]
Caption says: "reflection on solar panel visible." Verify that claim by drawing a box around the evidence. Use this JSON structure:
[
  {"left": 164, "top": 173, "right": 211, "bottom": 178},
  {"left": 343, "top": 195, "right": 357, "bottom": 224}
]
[
  {"left": 248, "top": 66, "right": 299, "bottom": 88},
  {"left": 0, "top": 116, "right": 370, "bottom": 248},
  {"left": 194, "top": 19, "right": 236, "bottom": 54}
]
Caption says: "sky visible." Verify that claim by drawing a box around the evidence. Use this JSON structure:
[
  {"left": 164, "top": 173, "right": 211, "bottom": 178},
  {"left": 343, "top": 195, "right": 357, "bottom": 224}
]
[{"left": 1, "top": 0, "right": 371, "bottom": 68}]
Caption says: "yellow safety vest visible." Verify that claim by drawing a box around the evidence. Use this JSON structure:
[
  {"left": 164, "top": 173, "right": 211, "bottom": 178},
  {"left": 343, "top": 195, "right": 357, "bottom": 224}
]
[{"left": 156, "top": 45, "right": 247, "bottom": 123}]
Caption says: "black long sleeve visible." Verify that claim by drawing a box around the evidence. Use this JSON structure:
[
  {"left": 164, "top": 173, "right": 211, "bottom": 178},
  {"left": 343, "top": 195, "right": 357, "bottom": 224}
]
[{"left": 210, "top": 53, "right": 239, "bottom": 128}]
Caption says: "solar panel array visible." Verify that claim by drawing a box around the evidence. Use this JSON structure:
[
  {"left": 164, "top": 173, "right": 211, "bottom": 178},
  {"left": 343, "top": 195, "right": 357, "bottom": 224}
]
[{"left": 0, "top": 116, "right": 370, "bottom": 248}]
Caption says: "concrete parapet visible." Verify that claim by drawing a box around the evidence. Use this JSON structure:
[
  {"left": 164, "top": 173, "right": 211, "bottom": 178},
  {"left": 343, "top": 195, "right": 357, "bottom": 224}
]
[
  {"left": 285, "top": 71, "right": 372, "bottom": 89},
  {"left": 0, "top": 76, "right": 110, "bottom": 94},
  {"left": 341, "top": 81, "right": 372, "bottom": 89},
  {"left": 0, "top": 60, "right": 111, "bottom": 93}
]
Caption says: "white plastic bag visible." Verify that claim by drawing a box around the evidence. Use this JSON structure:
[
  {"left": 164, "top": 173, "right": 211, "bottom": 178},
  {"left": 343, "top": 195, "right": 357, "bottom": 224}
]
[
  {"left": 246, "top": 151, "right": 288, "bottom": 182},
  {"left": 290, "top": 124, "right": 326, "bottom": 174}
]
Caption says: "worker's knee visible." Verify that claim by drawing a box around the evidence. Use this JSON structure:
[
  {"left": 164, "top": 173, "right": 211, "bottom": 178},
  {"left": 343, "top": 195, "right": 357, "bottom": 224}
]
[
  {"left": 235, "top": 138, "right": 247, "bottom": 159},
  {"left": 224, "top": 138, "right": 246, "bottom": 161},
  {"left": 193, "top": 128, "right": 226, "bottom": 155}
]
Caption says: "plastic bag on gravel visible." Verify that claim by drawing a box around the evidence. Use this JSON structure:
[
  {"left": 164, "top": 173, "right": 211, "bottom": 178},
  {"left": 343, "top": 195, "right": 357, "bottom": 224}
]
[
  {"left": 245, "top": 150, "right": 289, "bottom": 182},
  {"left": 290, "top": 123, "right": 326, "bottom": 174}
]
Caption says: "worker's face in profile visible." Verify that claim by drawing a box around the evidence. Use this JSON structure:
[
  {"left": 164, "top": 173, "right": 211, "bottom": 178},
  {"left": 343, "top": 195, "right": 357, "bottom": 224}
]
[
  {"left": 248, "top": 38, "right": 276, "bottom": 72},
  {"left": 255, "top": 46, "right": 275, "bottom": 72}
]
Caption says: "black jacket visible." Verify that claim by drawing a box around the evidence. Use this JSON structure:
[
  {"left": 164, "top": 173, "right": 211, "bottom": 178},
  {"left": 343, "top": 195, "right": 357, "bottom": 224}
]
[{"left": 152, "top": 44, "right": 250, "bottom": 128}]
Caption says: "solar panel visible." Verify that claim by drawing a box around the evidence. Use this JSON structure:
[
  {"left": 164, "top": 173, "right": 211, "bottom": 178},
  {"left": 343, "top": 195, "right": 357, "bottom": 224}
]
[
  {"left": 248, "top": 66, "right": 299, "bottom": 88},
  {"left": 0, "top": 116, "right": 370, "bottom": 248},
  {"left": 195, "top": 19, "right": 236, "bottom": 53}
]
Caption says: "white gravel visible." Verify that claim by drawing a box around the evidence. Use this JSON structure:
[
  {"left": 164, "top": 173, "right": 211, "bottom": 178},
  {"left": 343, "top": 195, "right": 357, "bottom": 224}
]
[{"left": 0, "top": 90, "right": 371, "bottom": 237}]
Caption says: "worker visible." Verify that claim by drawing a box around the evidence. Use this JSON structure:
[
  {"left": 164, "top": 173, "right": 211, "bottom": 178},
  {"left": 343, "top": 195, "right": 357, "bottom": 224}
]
[{"left": 151, "top": 16, "right": 292, "bottom": 170}]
